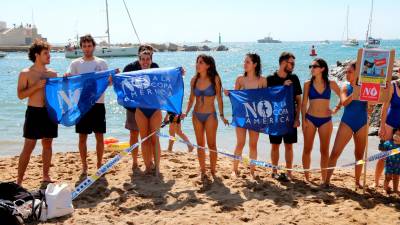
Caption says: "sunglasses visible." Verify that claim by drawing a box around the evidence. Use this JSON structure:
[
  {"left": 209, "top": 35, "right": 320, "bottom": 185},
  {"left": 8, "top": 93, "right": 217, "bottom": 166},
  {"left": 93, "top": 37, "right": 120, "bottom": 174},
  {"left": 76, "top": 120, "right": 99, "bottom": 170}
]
[
  {"left": 287, "top": 61, "right": 295, "bottom": 66},
  {"left": 309, "top": 65, "right": 321, "bottom": 69}
]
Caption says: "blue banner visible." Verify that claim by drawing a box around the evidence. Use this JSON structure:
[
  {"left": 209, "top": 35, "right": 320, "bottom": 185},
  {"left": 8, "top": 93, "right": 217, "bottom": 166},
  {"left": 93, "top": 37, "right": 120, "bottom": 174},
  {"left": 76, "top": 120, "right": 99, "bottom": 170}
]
[
  {"left": 228, "top": 86, "right": 294, "bottom": 135},
  {"left": 45, "top": 69, "right": 115, "bottom": 126},
  {"left": 112, "top": 67, "right": 184, "bottom": 114}
]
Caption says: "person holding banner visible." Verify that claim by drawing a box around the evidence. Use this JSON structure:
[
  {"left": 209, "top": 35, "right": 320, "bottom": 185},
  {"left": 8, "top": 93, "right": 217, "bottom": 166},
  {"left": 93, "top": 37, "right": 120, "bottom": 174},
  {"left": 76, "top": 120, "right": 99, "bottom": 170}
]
[
  {"left": 375, "top": 80, "right": 400, "bottom": 189},
  {"left": 123, "top": 44, "right": 159, "bottom": 170},
  {"left": 182, "top": 54, "right": 229, "bottom": 181},
  {"left": 17, "top": 39, "right": 58, "bottom": 185},
  {"left": 267, "top": 52, "right": 302, "bottom": 181},
  {"left": 66, "top": 35, "right": 108, "bottom": 175},
  {"left": 301, "top": 58, "right": 341, "bottom": 183},
  {"left": 325, "top": 61, "right": 368, "bottom": 189},
  {"left": 225, "top": 53, "right": 267, "bottom": 179}
]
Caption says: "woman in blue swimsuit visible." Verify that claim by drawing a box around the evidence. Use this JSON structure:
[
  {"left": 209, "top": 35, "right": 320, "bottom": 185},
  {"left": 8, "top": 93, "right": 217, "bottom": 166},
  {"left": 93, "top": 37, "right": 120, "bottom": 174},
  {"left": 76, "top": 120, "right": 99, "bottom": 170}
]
[
  {"left": 325, "top": 61, "right": 369, "bottom": 189},
  {"left": 182, "top": 54, "right": 229, "bottom": 181},
  {"left": 227, "top": 53, "right": 267, "bottom": 179},
  {"left": 301, "top": 58, "right": 341, "bottom": 183},
  {"left": 135, "top": 50, "right": 163, "bottom": 175},
  {"left": 374, "top": 79, "right": 400, "bottom": 189}
]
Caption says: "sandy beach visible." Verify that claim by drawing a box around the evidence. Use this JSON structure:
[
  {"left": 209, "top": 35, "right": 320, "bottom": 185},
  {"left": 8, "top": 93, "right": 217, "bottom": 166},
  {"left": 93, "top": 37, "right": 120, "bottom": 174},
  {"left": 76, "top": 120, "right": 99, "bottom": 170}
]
[{"left": 1, "top": 149, "right": 399, "bottom": 225}]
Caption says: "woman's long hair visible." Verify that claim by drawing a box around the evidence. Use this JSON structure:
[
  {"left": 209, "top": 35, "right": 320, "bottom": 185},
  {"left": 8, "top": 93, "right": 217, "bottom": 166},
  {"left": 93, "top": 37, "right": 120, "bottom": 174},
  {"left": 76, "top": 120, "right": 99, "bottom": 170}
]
[
  {"left": 244, "top": 53, "right": 261, "bottom": 77},
  {"left": 311, "top": 58, "right": 329, "bottom": 86},
  {"left": 193, "top": 54, "right": 220, "bottom": 92}
]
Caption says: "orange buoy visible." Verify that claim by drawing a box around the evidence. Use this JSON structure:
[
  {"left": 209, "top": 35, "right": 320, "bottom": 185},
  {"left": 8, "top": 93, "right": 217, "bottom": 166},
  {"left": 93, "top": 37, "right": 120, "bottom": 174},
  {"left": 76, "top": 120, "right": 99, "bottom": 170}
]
[{"left": 310, "top": 45, "right": 317, "bottom": 56}]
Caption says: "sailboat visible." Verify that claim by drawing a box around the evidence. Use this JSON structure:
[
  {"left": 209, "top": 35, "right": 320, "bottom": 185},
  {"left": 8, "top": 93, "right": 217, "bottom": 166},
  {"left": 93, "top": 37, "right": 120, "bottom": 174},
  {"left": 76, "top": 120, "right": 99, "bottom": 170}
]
[
  {"left": 342, "top": 5, "right": 359, "bottom": 47},
  {"left": 65, "top": 0, "right": 138, "bottom": 58},
  {"left": 363, "top": 0, "right": 380, "bottom": 48}
]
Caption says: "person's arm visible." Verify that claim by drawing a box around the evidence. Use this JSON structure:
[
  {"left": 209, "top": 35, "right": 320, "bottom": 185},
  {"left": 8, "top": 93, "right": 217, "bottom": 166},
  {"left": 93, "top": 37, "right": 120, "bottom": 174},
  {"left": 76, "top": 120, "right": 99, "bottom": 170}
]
[
  {"left": 261, "top": 76, "right": 267, "bottom": 88},
  {"left": 181, "top": 77, "right": 196, "bottom": 119},
  {"left": 293, "top": 76, "right": 302, "bottom": 128},
  {"left": 301, "top": 81, "right": 310, "bottom": 124},
  {"left": 17, "top": 72, "right": 45, "bottom": 100},
  {"left": 215, "top": 75, "right": 229, "bottom": 125},
  {"left": 379, "top": 83, "right": 393, "bottom": 139},
  {"left": 340, "top": 85, "right": 353, "bottom": 106},
  {"left": 330, "top": 81, "right": 342, "bottom": 114}
]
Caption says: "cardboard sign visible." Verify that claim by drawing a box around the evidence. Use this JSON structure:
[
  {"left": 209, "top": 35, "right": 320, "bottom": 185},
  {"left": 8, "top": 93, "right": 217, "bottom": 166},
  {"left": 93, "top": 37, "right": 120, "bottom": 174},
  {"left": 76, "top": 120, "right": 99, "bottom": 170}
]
[
  {"left": 360, "top": 82, "right": 380, "bottom": 101},
  {"left": 354, "top": 48, "right": 395, "bottom": 103}
]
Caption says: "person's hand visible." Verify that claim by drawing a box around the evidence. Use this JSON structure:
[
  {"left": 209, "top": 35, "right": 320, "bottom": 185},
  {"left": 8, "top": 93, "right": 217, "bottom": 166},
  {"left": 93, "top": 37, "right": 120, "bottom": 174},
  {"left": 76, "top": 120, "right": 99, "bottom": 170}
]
[
  {"left": 330, "top": 106, "right": 340, "bottom": 115},
  {"left": 36, "top": 80, "right": 46, "bottom": 89},
  {"left": 223, "top": 89, "right": 230, "bottom": 96},
  {"left": 115, "top": 68, "right": 120, "bottom": 74},
  {"left": 284, "top": 80, "right": 293, "bottom": 86},
  {"left": 180, "top": 67, "right": 186, "bottom": 76},
  {"left": 393, "top": 133, "right": 400, "bottom": 144},
  {"left": 108, "top": 76, "right": 113, "bottom": 85},
  {"left": 64, "top": 72, "right": 71, "bottom": 77},
  {"left": 221, "top": 116, "right": 229, "bottom": 126},
  {"left": 293, "top": 119, "right": 300, "bottom": 128},
  {"left": 181, "top": 113, "right": 187, "bottom": 120}
]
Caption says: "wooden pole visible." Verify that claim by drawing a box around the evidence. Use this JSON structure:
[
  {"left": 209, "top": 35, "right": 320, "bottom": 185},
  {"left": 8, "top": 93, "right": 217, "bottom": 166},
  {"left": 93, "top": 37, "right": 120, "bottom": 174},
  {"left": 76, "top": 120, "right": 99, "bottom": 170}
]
[{"left": 362, "top": 110, "right": 370, "bottom": 194}]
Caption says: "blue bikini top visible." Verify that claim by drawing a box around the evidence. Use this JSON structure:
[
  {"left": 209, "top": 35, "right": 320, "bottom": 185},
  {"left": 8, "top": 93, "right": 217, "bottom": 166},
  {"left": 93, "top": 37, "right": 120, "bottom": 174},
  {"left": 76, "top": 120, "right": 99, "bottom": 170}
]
[
  {"left": 194, "top": 84, "right": 216, "bottom": 97},
  {"left": 309, "top": 82, "right": 331, "bottom": 100}
]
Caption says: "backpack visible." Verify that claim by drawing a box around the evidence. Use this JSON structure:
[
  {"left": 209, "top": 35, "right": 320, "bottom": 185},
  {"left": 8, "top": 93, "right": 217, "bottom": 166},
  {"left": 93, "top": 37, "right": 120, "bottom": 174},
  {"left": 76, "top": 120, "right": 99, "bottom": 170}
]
[{"left": 0, "top": 182, "right": 46, "bottom": 222}]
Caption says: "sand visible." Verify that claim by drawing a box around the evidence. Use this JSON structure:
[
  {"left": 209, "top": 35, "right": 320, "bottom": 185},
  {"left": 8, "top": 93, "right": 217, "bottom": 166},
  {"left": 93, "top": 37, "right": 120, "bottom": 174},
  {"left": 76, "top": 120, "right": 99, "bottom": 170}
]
[{"left": 0, "top": 150, "right": 399, "bottom": 225}]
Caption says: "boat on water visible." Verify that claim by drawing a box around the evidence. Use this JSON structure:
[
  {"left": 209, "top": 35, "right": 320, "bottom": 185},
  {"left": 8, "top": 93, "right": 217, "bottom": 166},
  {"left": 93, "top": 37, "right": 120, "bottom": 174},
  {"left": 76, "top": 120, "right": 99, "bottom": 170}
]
[
  {"left": 65, "top": 0, "right": 138, "bottom": 58},
  {"left": 342, "top": 6, "right": 359, "bottom": 47},
  {"left": 0, "top": 51, "right": 6, "bottom": 58},
  {"left": 257, "top": 34, "right": 281, "bottom": 43},
  {"left": 363, "top": 0, "right": 380, "bottom": 48}
]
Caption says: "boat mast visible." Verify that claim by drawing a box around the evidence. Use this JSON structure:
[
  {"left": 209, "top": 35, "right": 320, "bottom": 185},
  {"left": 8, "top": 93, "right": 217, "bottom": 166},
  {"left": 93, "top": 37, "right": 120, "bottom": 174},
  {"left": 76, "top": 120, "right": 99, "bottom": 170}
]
[
  {"left": 346, "top": 5, "right": 349, "bottom": 40},
  {"left": 366, "top": 0, "right": 374, "bottom": 41},
  {"left": 105, "top": 0, "right": 111, "bottom": 46}
]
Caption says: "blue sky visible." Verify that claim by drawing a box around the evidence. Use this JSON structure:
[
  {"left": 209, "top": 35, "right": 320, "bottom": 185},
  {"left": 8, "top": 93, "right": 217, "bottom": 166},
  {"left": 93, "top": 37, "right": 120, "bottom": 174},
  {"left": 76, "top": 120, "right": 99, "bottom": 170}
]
[{"left": 1, "top": 0, "right": 398, "bottom": 44}]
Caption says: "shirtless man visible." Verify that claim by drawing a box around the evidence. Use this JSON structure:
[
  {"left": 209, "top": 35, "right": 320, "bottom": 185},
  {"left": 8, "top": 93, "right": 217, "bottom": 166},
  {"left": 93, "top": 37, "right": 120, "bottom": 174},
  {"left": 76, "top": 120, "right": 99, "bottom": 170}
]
[{"left": 16, "top": 39, "right": 58, "bottom": 185}]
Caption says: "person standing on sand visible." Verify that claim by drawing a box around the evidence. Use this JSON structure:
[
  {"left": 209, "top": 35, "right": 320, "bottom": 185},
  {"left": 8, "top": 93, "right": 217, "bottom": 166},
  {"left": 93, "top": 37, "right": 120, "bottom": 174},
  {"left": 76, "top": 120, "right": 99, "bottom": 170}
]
[
  {"left": 164, "top": 111, "right": 194, "bottom": 153},
  {"left": 225, "top": 53, "right": 267, "bottom": 179},
  {"left": 66, "top": 34, "right": 108, "bottom": 175},
  {"left": 375, "top": 79, "right": 400, "bottom": 189},
  {"left": 267, "top": 52, "right": 302, "bottom": 181},
  {"left": 17, "top": 39, "right": 58, "bottom": 185},
  {"left": 325, "top": 61, "right": 371, "bottom": 189},
  {"left": 182, "top": 54, "right": 229, "bottom": 182},
  {"left": 301, "top": 58, "right": 341, "bottom": 183},
  {"left": 123, "top": 44, "right": 159, "bottom": 170}
]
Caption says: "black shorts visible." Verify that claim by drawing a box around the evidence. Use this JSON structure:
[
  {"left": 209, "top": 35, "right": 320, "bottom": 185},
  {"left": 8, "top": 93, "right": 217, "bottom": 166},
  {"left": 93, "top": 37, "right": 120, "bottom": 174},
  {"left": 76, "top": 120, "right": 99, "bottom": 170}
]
[
  {"left": 168, "top": 113, "right": 181, "bottom": 124},
  {"left": 76, "top": 103, "right": 106, "bottom": 134},
  {"left": 23, "top": 106, "right": 58, "bottom": 139},
  {"left": 269, "top": 128, "right": 297, "bottom": 144}
]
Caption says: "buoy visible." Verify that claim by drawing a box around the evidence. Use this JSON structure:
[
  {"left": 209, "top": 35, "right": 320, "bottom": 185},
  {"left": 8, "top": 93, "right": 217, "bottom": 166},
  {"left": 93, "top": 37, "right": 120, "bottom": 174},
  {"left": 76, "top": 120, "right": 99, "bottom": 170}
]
[
  {"left": 104, "top": 137, "right": 119, "bottom": 145},
  {"left": 105, "top": 142, "right": 130, "bottom": 151},
  {"left": 310, "top": 45, "right": 317, "bottom": 56}
]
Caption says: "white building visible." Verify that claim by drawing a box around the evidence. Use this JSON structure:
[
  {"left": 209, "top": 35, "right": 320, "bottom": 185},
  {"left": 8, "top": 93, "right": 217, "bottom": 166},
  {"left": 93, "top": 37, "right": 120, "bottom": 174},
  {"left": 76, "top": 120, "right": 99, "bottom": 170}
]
[{"left": 0, "top": 21, "right": 46, "bottom": 46}]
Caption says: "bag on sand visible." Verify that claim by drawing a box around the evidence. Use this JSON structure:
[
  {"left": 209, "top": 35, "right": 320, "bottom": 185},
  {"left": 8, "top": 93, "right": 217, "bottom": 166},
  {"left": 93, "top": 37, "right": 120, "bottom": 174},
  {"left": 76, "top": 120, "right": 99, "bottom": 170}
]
[
  {"left": 0, "top": 182, "right": 46, "bottom": 223},
  {"left": 45, "top": 183, "right": 74, "bottom": 219}
]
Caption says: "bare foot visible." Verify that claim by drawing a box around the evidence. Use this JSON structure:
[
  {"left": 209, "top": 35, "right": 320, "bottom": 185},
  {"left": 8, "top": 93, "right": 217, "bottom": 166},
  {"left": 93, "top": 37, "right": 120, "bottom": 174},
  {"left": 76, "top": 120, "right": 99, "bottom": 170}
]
[
  {"left": 187, "top": 144, "right": 194, "bottom": 153},
  {"left": 132, "top": 162, "right": 138, "bottom": 170},
  {"left": 42, "top": 175, "right": 55, "bottom": 183},
  {"left": 231, "top": 170, "right": 240, "bottom": 179}
]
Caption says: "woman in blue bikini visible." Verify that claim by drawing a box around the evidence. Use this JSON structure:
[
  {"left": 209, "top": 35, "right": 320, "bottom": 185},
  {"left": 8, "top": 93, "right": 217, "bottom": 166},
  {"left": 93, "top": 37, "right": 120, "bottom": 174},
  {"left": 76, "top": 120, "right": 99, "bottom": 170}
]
[
  {"left": 135, "top": 50, "right": 163, "bottom": 175},
  {"left": 182, "top": 54, "right": 229, "bottom": 181},
  {"left": 325, "top": 61, "right": 369, "bottom": 188},
  {"left": 226, "top": 53, "right": 267, "bottom": 179},
  {"left": 301, "top": 58, "right": 341, "bottom": 183}
]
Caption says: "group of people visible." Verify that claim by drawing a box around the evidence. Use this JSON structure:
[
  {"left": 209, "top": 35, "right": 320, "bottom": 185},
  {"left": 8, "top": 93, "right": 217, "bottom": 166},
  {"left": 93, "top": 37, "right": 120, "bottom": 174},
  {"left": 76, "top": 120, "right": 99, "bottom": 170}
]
[{"left": 16, "top": 35, "right": 399, "bottom": 195}]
